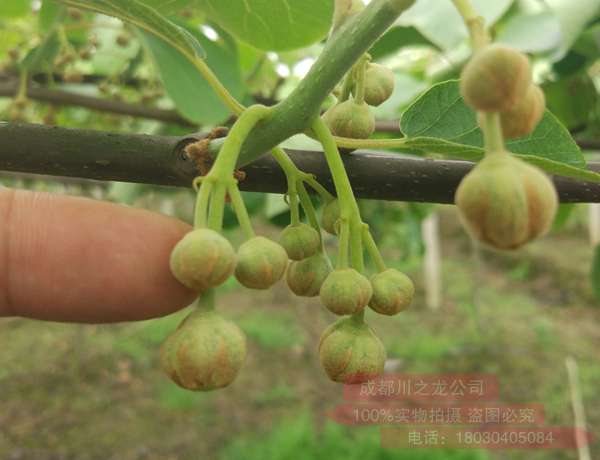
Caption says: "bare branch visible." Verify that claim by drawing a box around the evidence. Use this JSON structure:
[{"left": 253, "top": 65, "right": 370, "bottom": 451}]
[
  {"left": 2, "top": 122, "right": 600, "bottom": 203},
  {"left": 0, "top": 78, "right": 196, "bottom": 127}
]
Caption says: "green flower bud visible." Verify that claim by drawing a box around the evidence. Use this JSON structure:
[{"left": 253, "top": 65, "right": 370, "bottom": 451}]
[
  {"left": 369, "top": 269, "right": 414, "bottom": 316},
  {"left": 170, "top": 229, "right": 236, "bottom": 292},
  {"left": 286, "top": 252, "right": 333, "bottom": 297},
  {"left": 235, "top": 236, "right": 288, "bottom": 289},
  {"left": 460, "top": 44, "right": 532, "bottom": 112},
  {"left": 322, "top": 100, "right": 375, "bottom": 139},
  {"left": 280, "top": 223, "right": 321, "bottom": 261},
  {"left": 321, "top": 200, "right": 341, "bottom": 235},
  {"left": 318, "top": 317, "right": 386, "bottom": 384},
  {"left": 362, "top": 63, "right": 395, "bottom": 107},
  {"left": 455, "top": 153, "right": 558, "bottom": 250},
  {"left": 320, "top": 268, "right": 373, "bottom": 316},
  {"left": 160, "top": 310, "right": 246, "bottom": 391},
  {"left": 499, "top": 85, "right": 545, "bottom": 139}
]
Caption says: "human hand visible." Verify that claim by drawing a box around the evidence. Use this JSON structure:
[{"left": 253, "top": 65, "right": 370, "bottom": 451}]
[{"left": 0, "top": 188, "right": 196, "bottom": 323}]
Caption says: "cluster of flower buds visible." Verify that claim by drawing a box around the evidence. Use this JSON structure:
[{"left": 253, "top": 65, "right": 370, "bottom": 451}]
[{"left": 457, "top": 44, "right": 558, "bottom": 250}]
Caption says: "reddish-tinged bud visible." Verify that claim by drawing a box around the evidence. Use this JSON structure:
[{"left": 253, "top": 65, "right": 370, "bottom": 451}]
[
  {"left": 460, "top": 44, "right": 532, "bottom": 112},
  {"left": 455, "top": 153, "right": 558, "bottom": 250},
  {"left": 280, "top": 223, "right": 321, "bottom": 261},
  {"left": 160, "top": 310, "right": 246, "bottom": 391},
  {"left": 286, "top": 252, "right": 333, "bottom": 297},
  {"left": 369, "top": 269, "right": 414, "bottom": 316},
  {"left": 319, "top": 317, "right": 386, "bottom": 384},
  {"left": 322, "top": 100, "right": 375, "bottom": 139},
  {"left": 361, "top": 63, "right": 395, "bottom": 107},
  {"left": 321, "top": 200, "right": 341, "bottom": 235},
  {"left": 320, "top": 268, "right": 372, "bottom": 315},
  {"left": 235, "top": 236, "right": 288, "bottom": 289},
  {"left": 170, "top": 229, "right": 235, "bottom": 291},
  {"left": 499, "top": 85, "right": 545, "bottom": 139}
]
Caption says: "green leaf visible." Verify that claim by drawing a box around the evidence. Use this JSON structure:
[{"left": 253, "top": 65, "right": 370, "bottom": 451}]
[
  {"left": 54, "top": 0, "right": 205, "bottom": 59},
  {"left": 140, "top": 26, "right": 244, "bottom": 125},
  {"left": 401, "top": 80, "right": 585, "bottom": 168},
  {"left": 591, "top": 243, "right": 600, "bottom": 304},
  {"left": 543, "top": 73, "right": 598, "bottom": 130},
  {"left": 399, "top": 137, "right": 600, "bottom": 184},
  {"left": 195, "top": 0, "right": 334, "bottom": 51},
  {"left": 0, "top": 0, "right": 31, "bottom": 18},
  {"left": 572, "top": 23, "right": 600, "bottom": 61}
]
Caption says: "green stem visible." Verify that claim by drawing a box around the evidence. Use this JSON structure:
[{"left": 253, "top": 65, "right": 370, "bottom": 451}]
[
  {"left": 350, "top": 217, "right": 364, "bottom": 272},
  {"left": 207, "top": 181, "right": 227, "bottom": 231},
  {"left": 288, "top": 186, "right": 301, "bottom": 225},
  {"left": 350, "top": 309, "right": 365, "bottom": 324},
  {"left": 229, "top": 0, "right": 416, "bottom": 168},
  {"left": 297, "top": 180, "right": 321, "bottom": 233},
  {"left": 362, "top": 225, "right": 387, "bottom": 272},
  {"left": 271, "top": 147, "right": 301, "bottom": 224},
  {"left": 196, "top": 289, "right": 215, "bottom": 312},
  {"left": 270, "top": 147, "right": 324, "bottom": 233},
  {"left": 340, "top": 71, "right": 355, "bottom": 102},
  {"left": 482, "top": 112, "right": 505, "bottom": 153},
  {"left": 207, "top": 134, "right": 412, "bottom": 158},
  {"left": 337, "top": 220, "right": 350, "bottom": 268},
  {"left": 193, "top": 178, "right": 213, "bottom": 228},
  {"left": 201, "top": 105, "right": 271, "bottom": 232},
  {"left": 228, "top": 181, "right": 255, "bottom": 240},
  {"left": 311, "top": 118, "right": 362, "bottom": 219},
  {"left": 191, "top": 57, "right": 245, "bottom": 115},
  {"left": 302, "top": 174, "right": 335, "bottom": 202},
  {"left": 354, "top": 55, "right": 369, "bottom": 104},
  {"left": 209, "top": 105, "right": 271, "bottom": 177},
  {"left": 312, "top": 117, "right": 367, "bottom": 271},
  {"left": 450, "top": 0, "right": 490, "bottom": 50}
]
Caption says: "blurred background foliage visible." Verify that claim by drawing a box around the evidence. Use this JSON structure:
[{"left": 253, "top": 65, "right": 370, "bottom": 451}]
[{"left": 1, "top": 0, "right": 600, "bottom": 459}]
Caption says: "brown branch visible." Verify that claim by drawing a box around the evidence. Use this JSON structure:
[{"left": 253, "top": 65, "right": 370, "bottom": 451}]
[
  {"left": 2, "top": 123, "right": 600, "bottom": 203},
  {"left": 0, "top": 78, "right": 196, "bottom": 127}
]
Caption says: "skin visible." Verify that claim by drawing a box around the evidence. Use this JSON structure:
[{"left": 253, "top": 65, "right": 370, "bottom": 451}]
[{"left": 0, "top": 188, "right": 196, "bottom": 323}]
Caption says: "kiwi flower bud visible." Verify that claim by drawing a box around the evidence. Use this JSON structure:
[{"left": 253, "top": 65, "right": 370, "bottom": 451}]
[
  {"left": 319, "top": 317, "right": 386, "bottom": 384},
  {"left": 235, "top": 236, "right": 288, "bottom": 289},
  {"left": 170, "top": 228, "right": 236, "bottom": 292},
  {"left": 160, "top": 310, "right": 247, "bottom": 391},
  {"left": 280, "top": 223, "right": 321, "bottom": 261},
  {"left": 321, "top": 200, "right": 341, "bottom": 235},
  {"left": 455, "top": 153, "right": 558, "bottom": 250},
  {"left": 498, "top": 85, "right": 546, "bottom": 139},
  {"left": 361, "top": 63, "right": 395, "bottom": 107},
  {"left": 460, "top": 44, "right": 532, "bottom": 112},
  {"left": 286, "top": 252, "right": 333, "bottom": 297},
  {"left": 369, "top": 269, "right": 414, "bottom": 316},
  {"left": 322, "top": 99, "right": 375, "bottom": 139},
  {"left": 320, "top": 268, "right": 373, "bottom": 316}
]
